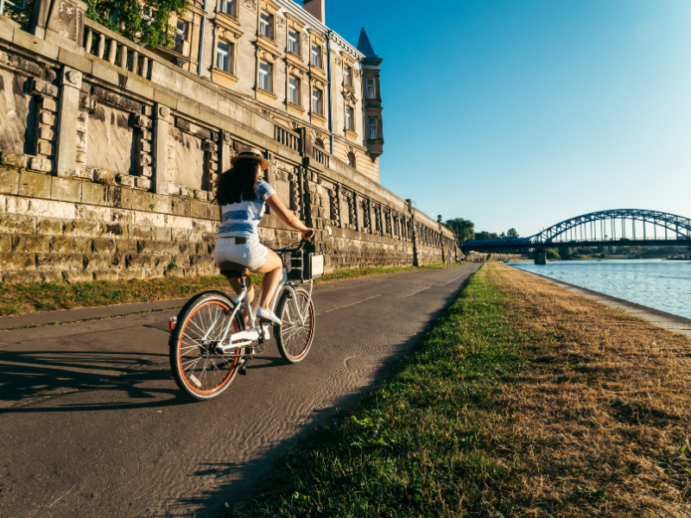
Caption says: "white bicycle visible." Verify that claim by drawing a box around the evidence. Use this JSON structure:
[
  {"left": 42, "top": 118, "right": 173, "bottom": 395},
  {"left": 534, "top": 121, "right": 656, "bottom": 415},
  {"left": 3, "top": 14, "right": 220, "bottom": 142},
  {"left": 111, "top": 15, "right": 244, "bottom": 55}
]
[{"left": 168, "top": 238, "right": 324, "bottom": 401}]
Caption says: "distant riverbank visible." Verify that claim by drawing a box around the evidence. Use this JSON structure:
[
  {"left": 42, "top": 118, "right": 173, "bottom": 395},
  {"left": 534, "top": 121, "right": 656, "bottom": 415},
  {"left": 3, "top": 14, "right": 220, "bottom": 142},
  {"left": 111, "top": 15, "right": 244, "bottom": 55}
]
[{"left": 510, "top": 259, "right": 691, "bottom": 319}]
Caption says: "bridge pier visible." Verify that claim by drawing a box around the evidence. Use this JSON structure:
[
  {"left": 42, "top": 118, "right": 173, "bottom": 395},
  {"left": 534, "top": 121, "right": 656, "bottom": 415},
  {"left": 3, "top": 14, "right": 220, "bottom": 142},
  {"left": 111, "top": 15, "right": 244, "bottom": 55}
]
[{"left": 534, "top": 251, "right": 547, "bottom": 265}]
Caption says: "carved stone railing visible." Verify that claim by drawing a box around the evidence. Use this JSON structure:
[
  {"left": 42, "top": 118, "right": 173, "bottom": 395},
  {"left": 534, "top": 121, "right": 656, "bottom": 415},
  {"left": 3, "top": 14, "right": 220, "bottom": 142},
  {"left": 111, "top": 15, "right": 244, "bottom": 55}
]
[
  {"left": 313, "top": 146, "right": 329, "bottom": 168},
  {"left": 274, "top": 125, "right": 300, "bottom": 152},
  {"left": 82, "top": 19, "right": 154, "bottom": 80}
]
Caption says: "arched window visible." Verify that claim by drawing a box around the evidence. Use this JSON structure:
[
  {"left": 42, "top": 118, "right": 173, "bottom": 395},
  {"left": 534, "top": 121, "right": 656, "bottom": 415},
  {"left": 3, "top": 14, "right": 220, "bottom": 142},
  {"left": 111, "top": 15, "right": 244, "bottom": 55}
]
[{"left": 347, "top": 152, "right": 356, "bottom": 168}]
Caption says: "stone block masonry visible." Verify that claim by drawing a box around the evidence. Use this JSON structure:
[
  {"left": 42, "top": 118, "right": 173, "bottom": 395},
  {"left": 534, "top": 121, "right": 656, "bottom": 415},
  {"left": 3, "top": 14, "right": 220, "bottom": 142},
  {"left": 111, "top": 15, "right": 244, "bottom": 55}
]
[{"left": 0, "top": 12, "right": 455, "bottom": 284}]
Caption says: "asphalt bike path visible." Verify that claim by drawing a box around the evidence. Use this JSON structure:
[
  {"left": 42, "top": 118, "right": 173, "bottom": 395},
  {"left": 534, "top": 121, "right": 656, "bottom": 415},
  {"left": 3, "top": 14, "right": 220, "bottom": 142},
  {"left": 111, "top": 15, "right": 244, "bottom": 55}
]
[{"left": 0, "top": 264, "right": 481, "bottom": 518}]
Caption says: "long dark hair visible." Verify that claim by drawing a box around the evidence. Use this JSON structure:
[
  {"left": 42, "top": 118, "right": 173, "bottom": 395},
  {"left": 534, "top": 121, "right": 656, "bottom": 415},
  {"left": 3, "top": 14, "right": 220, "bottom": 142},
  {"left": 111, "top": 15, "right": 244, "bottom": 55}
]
[{"left": 216, "top": 159, "right": 260, "bottom": 206}]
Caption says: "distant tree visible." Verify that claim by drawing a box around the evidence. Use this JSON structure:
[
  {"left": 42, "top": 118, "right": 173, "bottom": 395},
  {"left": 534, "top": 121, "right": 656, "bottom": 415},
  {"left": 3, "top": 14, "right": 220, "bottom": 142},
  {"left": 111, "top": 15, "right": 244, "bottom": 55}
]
[
  {"left": 546, "top": 248, "right": 561, "bottom": 260},
  {"left": 475, "top": 231, "right": 499, "bottom": 240},
  {"left": 444, "top": 218, "right": 475, "bottom": 245},
  {"left": 506, "top": 228, "right": 519, "bottom": 238},
  {"left": 558, "top": 246, "right": 574, "bottom": 259}
]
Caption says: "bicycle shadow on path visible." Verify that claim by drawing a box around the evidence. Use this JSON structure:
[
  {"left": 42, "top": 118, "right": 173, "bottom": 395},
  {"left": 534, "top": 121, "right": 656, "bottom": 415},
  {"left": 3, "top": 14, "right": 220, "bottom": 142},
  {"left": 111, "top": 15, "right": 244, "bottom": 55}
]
[{"left": 0, "top": 326, "right": 187, "bottom": 412}]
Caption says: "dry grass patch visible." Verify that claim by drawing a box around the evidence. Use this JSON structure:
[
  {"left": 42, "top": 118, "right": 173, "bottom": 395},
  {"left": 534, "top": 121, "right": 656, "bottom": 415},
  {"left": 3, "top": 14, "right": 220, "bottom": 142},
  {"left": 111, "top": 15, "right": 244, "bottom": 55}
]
[
  {"left": 489, "top": 262, "right": 691, "bottom": 516},
  {"left": 233, "top": 262, "right": 690, "bottom": 517}
]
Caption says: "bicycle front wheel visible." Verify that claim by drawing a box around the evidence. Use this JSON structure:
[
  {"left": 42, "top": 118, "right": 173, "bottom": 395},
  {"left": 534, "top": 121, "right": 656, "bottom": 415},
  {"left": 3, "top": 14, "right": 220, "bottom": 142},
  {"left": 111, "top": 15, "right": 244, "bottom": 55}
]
[
  {"left": 274, "top": 287, "right": 316, "bottom": 364},
  {"left": 169, "top": 291, "right": 244, "bottom": 401}
]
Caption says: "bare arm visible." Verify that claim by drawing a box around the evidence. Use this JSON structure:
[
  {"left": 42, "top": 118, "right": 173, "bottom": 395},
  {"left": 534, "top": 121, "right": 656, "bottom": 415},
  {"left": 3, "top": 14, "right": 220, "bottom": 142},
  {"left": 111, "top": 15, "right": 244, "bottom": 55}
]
[{"left": 266, "top": 194, "right": 314, "bottom": 240}]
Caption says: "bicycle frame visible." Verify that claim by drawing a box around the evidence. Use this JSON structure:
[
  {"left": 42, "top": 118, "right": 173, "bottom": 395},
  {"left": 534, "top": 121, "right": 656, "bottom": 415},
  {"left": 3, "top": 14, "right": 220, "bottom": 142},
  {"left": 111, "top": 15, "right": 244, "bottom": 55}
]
[{"left": 214, "top": 265, "right": 310, "bottom": 354}]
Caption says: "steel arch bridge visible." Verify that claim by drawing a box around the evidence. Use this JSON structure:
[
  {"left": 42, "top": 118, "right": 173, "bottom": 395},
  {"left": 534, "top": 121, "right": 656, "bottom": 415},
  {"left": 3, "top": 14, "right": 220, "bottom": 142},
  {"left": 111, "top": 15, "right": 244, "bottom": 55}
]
[{"left": 462, "top": 209, "right": 691, "bottom": 251}]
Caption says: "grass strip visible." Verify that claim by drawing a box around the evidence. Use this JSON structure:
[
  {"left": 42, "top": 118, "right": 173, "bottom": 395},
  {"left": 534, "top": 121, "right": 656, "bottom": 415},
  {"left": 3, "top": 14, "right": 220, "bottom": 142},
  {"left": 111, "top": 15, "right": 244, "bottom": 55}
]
[
  {"left": 233, "top": 263, "right": 691, "bottom": 517},
  {"left": 0, "top": 262, "right": 460, "bottom": 317},
  {"left": 233, "top": 264, "right": 530, "bottom": 517}
]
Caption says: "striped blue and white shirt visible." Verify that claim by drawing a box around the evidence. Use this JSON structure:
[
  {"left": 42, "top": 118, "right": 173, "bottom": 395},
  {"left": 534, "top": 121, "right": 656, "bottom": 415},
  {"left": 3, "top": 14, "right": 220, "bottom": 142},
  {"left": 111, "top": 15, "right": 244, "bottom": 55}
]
[{"left": 217, "top": 180, "right": 276, "bottom": 239}]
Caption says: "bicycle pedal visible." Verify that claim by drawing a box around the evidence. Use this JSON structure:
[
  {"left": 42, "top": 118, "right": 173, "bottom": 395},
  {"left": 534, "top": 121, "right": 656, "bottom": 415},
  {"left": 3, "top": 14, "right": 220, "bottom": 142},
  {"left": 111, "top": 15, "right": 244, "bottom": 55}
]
[{"left": 238, "top": 359, "right": 248, "bottom": 376}]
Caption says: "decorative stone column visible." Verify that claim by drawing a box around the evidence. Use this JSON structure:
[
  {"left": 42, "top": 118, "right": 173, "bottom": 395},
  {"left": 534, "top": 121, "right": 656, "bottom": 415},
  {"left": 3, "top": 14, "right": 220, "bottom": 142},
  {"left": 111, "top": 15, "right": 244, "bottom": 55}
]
[
  {"left": 353, "top": 192, "right": 361, "bottom": 232},
  {"left": 153, "top": 103, "right": 172, "bottom": 195},
  {"left": 220, "top": 132, "right": 234, "bottom": 174},
  {"left": 368, "top": 199, "right": 374, "bottom": 234},
  {"left": 55, "top": 67, "right": 82, "bottom": 177},
  {"left": 335, "top": 183, "right": 343, "bottom": 228}
]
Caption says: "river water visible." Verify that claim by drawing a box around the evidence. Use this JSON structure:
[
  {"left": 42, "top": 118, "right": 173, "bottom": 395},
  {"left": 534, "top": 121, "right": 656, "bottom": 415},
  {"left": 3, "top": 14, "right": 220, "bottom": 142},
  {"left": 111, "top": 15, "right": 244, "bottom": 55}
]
[{"left": 509, "top": 259, "right": 691, "bottom": 319}]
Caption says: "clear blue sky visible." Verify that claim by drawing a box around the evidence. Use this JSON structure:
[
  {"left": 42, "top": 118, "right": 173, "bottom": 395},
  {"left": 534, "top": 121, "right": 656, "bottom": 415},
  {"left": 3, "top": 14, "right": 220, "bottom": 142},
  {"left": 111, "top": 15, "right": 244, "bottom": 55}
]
[{"left": 300, "top": 0, "right": 691, "bottom": 237}]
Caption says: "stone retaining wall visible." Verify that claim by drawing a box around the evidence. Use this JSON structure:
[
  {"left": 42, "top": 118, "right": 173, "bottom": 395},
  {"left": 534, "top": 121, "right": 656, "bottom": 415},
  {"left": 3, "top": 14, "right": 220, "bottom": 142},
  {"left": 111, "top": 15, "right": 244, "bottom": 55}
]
[{"left": 0, "top": 14, "right": 455, "bottom": 285}]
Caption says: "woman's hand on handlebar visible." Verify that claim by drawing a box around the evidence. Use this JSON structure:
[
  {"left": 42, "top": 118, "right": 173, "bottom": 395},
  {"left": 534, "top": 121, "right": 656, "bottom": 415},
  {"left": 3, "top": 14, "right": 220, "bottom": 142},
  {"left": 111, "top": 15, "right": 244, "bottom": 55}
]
[{"left": 302, "top": 229, "right": 315, "bottom": 241}]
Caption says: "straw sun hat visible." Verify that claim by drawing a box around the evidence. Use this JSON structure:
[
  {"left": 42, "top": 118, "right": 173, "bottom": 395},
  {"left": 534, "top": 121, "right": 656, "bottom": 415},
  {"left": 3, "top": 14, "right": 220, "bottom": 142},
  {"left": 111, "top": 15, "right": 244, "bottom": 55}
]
[{"left": 231, "top": 147, "right": 271, "bottom": 170}]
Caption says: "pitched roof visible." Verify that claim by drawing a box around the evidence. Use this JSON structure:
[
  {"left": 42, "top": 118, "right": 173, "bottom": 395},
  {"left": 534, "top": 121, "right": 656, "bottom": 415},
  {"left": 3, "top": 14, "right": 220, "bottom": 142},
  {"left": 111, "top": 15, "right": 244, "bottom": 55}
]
[{"left": 357, "top": 28, "right": 377, "bottom": 58}]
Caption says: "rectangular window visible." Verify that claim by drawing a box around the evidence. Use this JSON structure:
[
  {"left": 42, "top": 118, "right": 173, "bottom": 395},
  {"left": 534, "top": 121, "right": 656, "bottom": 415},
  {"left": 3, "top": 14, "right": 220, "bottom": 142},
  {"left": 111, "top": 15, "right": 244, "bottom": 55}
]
[
  {"left": 368, "top": 117, "right": 377, "bottom": 139},
  {"left": 289, "top": 76, "right": 300, "bottom": 105},
  {"left": 288, "top": 29, "right": 299, "bottom": 55},
  {"left": 366, "top": 78, "right": 376, "bottom": 99},
  {"left": 344, "top": 66, "right": 352, "bottom": 87},
  {"left": 259, "top": 61, "right": 272, "bottom": 92},
  {"left": 312, "top": 88, "right": 323, "bottom": 115},
  {"left": 260, "top": 11, "right": 273, "bottom": 39},
  {"left": 346, "top": 106, "right": 354, "bottom": 131},
  {"left": 311, "top": 44, "right": 321, "bottom": 68},
  {"left": 216, "top": 40, "right": 232, "bottom": 73},
  {"left": 216, "top": 40, "right": 233, "bottom": 74},
  {"left": 174, "top": 20, "right": 188, "bottom": 53},
  {"left": 221, "top": 0, "right": 235, "bottom": 16}
]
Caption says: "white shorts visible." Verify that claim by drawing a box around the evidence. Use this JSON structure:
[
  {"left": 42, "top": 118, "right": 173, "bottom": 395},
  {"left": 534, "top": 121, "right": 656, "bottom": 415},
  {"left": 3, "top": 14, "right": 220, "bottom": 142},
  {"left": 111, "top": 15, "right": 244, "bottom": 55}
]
[{"left": 215, "top": 237, "right": 269, "bottom": 271}]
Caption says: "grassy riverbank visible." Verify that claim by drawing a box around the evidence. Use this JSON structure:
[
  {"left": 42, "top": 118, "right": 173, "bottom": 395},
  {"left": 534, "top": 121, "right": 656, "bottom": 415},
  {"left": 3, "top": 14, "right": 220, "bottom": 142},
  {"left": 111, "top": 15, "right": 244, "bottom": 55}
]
[
  {"left": 0, "top": 262, "right": 460, "bottom": 317},
  {"left": 234, "top": 263, "right": 691, "bottom": 517}
]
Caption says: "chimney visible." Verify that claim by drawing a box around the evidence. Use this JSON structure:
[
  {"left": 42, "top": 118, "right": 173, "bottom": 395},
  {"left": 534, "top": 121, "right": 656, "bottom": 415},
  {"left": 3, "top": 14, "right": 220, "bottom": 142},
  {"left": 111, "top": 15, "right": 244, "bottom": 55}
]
[{"left": 303, "top": 0, "right": 325, "bottom": 24}]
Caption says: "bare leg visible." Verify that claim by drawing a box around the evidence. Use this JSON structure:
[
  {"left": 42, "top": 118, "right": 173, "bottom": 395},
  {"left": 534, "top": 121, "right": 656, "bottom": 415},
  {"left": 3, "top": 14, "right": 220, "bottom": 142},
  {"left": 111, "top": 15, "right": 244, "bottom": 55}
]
[
  {"left": 229, "top": 275, "right": 253, "bottom": 324},
  {"left": 250, "top": 249, "right": 283, "bottom": 310}
]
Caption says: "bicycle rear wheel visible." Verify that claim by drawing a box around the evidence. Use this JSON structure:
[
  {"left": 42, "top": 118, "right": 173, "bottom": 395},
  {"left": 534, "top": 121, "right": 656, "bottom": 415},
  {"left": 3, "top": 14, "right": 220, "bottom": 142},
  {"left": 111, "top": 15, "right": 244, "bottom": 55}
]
[
  {"left": 169, "top": 291, "right": 244, "bottom": 401},
  {"left": 274, "top": 287, "right": 315, "bottom": 363}
]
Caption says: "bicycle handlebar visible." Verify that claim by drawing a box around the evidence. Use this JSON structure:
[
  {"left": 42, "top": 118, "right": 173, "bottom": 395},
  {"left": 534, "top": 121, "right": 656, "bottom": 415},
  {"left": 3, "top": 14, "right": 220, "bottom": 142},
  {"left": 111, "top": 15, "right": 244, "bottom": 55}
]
[{"left": 272, "top": 237, "right": 314, "bottom": 255}]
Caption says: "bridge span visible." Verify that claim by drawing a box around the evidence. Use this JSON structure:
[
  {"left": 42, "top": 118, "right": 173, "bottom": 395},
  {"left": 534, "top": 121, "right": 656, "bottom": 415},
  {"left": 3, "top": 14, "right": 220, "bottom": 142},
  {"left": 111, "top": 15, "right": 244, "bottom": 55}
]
[{"left": 462, "top": 209, "right": 691, "bottom": 263}]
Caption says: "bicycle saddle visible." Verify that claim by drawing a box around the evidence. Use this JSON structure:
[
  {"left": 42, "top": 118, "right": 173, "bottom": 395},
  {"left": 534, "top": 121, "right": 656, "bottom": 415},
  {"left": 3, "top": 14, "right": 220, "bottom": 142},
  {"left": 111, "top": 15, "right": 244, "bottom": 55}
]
[{"left": 219, "top": 262, "right": 249, "bottom": 279}]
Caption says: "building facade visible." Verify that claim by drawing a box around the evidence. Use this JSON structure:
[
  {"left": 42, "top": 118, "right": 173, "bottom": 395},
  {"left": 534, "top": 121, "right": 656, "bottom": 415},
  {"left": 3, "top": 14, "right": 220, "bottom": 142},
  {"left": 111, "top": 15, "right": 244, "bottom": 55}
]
[
  {"left": 0, "top": 0, "right": 455, "bottom": 285},
  {"left": 165, "top": 0, "right": 384, "bottom": 183}
]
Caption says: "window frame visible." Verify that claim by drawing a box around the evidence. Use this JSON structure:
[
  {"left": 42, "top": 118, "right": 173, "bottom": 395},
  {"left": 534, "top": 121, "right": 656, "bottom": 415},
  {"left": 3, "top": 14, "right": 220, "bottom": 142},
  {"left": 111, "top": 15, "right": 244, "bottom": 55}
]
[
  {"left": 311, "top": 44, "right": 322, "bottom": 69},
  {"left": 368, "top": 117, "right": 378, "bottom": 140},
  {"left": 288, "top": 29, "right": 300, "bottom": 56},
  {"left": 260, "top": 11, "right": 274, "bottom": 39},
  {"left": 288, "top": 75, "right": 300, "bottom": 106},
  {"left": 259, "top": 60, "right": 273, "bottom": 93},
  {"left": 345, "top": 106, "right": 354, "bottom": 132},
  {"left": 216, "top": 39, "right": 234, "bottom": 74},
  {"left": 312, "top": 87, "right": 323, "bottom": 116},
  {"left": 175, "top": 20, "right": 189, "bottom": 53},
  {"left": 344, "top": 65, "right": 352, "bottom": 88},
  {"left": 366, "top": 78, "right": 376, "bottom": 100},
  {"left": 220, "top": 0, "right": 236, "bottom": 17}
]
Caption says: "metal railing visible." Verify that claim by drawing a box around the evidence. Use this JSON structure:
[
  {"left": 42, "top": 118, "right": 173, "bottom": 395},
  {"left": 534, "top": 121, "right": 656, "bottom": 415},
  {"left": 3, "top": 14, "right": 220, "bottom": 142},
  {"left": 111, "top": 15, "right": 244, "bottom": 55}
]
[
  {"left": 0, "top": 0, "right": 26, "bottom": 16},
  {"left": 82, "top": 19, "right": 153, "bottom": 80}
]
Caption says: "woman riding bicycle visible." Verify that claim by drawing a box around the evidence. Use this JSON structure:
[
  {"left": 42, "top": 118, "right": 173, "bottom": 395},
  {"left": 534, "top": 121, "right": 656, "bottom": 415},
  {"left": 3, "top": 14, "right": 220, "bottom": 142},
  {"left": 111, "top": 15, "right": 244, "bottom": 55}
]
[{"left": 215, "top": 147, "right": 314, "bottom": 325}]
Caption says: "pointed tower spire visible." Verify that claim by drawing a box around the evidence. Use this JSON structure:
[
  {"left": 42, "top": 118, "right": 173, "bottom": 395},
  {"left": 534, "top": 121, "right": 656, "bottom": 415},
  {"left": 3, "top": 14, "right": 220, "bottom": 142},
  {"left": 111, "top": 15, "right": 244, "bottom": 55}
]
[{"left": 357, "top": 28, "right": 378, "bottom": 58}]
